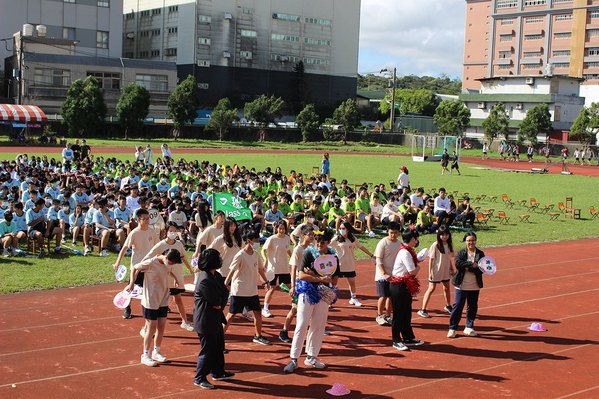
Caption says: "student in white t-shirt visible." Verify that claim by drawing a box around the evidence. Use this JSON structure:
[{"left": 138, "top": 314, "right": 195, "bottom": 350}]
[{"left": 261, "top": 220, "right": 292, "bottom": 318}]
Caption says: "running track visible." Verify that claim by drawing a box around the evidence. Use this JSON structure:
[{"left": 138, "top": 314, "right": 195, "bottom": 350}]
[
  {"left": 1, "top": 238, "right": 598, "bottom": 398},
  {"left": 8, "top": 146, "right": 599, "bottom": 177}
]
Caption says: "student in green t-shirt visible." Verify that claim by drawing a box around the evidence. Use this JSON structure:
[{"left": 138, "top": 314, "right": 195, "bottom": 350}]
[
  {"left": 343, "top": 193, "right": 357, "bottom": 224},
  {"left": 356, "top": 188, "right": 378, "bottom": 237},
  {"left": 327, "top": 199, "right": 346, "bottom": 231},
  {"left": 398, "top": 197, "right": 418, "bottom": 226},
  {"left": 416, "top": 202, "right": 438, "bottom": 234}
]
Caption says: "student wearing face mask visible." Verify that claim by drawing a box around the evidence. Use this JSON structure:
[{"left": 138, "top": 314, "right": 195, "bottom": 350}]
[
  {"left": 0, "top": 212, "right": 18, "bottom": 257},
  {"left": 289, "top": 210, "right": 319, "bottom": 246},
  {"left": 143, "top": 222, "right": 195, "bottom": 332},
  {"left": 156, "top": 174, "right": 171, "bottom": 193}
]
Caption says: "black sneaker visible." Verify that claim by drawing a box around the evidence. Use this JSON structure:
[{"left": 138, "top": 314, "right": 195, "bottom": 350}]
[
  {"left": 279, "top": 330, "right": 292, "bottom": 343},
  {"left": 404, "top": 339, "right": 425, "bottom": 347},
  {"left": 194, "top": 379, "right": 214, "bottom": 389},
  {"left": 392, "top": 341, "right": 409, "bottom": 351},
  {"left": 253, "top": 335, "right": 271, "bottom": 345},
  {"left": 212, "top": 371, "right": 235, "bottom": 381},
  {"left": 324, "top": 329, "right": 331, "bottom": 335},
  {"left": 38, "top": 249, "right": 45, "bottom": 258},
  {"left": 123, "top": 305, "right": 132, "bottom": 319}
]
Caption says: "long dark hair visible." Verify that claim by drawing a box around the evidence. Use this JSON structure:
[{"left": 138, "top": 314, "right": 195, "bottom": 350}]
[
  {"left": 436, "top": 225, "right": 453, "bottom": 254},
  {"left": 336, "top": 221, "right": 356, "bottom": 243},
  {"left": 197, "top": 199, "right": 212, "bottom": 228},
  {"left": 223, "top": 217, "right": 242, "bottom": 248}
]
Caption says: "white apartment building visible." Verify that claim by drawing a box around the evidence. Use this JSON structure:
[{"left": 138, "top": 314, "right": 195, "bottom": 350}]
[
  {"left": 122, "top": 0, "right": 361, "bottom": 105},
  {"left": 0, "top": 0, "right": 124, "bottom": 72}
]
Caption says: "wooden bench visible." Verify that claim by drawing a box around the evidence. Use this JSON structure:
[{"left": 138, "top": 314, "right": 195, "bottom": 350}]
[
  {"left": 549, "top": 213, "right": 560, "bottom": 221},
  {"left": 564, "top": 208, "right": 581, "bottom": 219},
  {"left": 27, "top": 235, "right": 53, "bottom": 254},
  {"left": 519, "top": 214, "right": 530, "bottom": 223},
  {"left": 590, "top": 207, "right": 599, "bottom": 219},
  {"left": 496, "top": 212, "right": 510, "bottom": 225}
]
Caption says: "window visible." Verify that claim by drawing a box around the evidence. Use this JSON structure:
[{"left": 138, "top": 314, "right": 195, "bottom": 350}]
[
  {"left": 87, "top": 72, "right": 120, "bottom": 89},
  {"left": 304, "top": 38, "right": 331, "bottom": 45},
  {"left": 524, "top": 0, "right": 546, "bottom": 5},
  {"left": 241, "top": 30, "right": 257, "bottom": 37},
  {"left": 497, "top": 0, "right": 517, "bottom": 9},
  {"left": 198, "top": 15, "right": 211, "bottom": 23},
  {"left": 140, "top": 10, "right": 149, "bottom": 17},
  {"left": 124, "top": 52, "right": 133, "bottom": 58},
  {"left": 34, "top": 68, "right": 70, "bottom": 86},
  {"left": 243, "top": 8, "right": 252, "bottom": 14},
  {"left": 270, "top": 54, "right": 299, "bottom": 62},
  {"left": 591, "top": 11, "right": 599, "bottom": 19},
  {"left": 500, "top": 34, "right": 513, "bottom": 42},
  {"left": 64, "top": 0, "right": 75, "bottom": 3},
  {"left": 586, "top": 62, "right": 599, "bottom": 68},
  {"left": 165, "top": 48, "right": 177, "bottom": 56},
  {"left": 168, "top": 5, "right": 178, "bottom": 13},
  {"left": 498, "top": 51, "right": 511, "bottom": 59},
  {"left": 585, "top": 74, "right": 599, "bottom": 80},
  {"left": 522, "top": 63, "right": 541, "bottom": 69},
  {"left": 498, "top": 65, "right": 511, "bottom": 70},
  {"left": 552, "top": 50, "right": 570, "bottom": 56},
  {"left": 272, "top": 34, "right": 299, "bottom": 42},
  {"left": 139, "top": 51, "right": 148, "bottom": 58},
  {"left": 63, "top": 28, "right": 75, "bottom": 40},
  {"left": 97, "top": 31, "right": 108, "bottom": 48},
  {"left": 523, "top": 51, "right": 542, "bottom": 57},
  {"left": 125, "top": 13, "right": 134, "bottom": 20},
  {"left": 304, "top": 17, "right": 331, "bottom": 26},
  {"left": 151, "top": 50, "right": 160, "bottom": 56},
  {"left": 555, "top": 14, "right": 572, "bottom": 21},
  {"left": 167, "top": 27, "right": 178, "bottom": 34},
  {"left": 553, "top": 0, "right": 573, "bottom": 3},
  {"left": 273, "top": 13, "right": 300, "bottom": 21},
  {"left": 554, "top": 62, "right": 569, "bottom": 68},
  {"left": 554, "top": 32, "right": 571, "bottom": 39},
  {"left": 197, "top": 83, "right": 209, "bottom": 89},
  {"left": 526, "top": 17, "right": 543, "bottom": 23},
  {"left": 152, "top": 8, "right": 161, "bottom": 15},
  {"left": 136, "top": 74, "right": 168, "bottom": 91},
  {"left": 140, "top": 31, "right": 149, "bottom": 37},
  {"left": 588, "top": 47, "right": 599, "bottom": 55},
  {"left": 197, "top": 60, "right": 210, "bottom": 67},
  {"left": 198, "top": 38, "right": 211, "bottom": 45},
  {"left": 524, "top": 34, "right": 543, "bottom": 40},
  {"left": 97, "top": 0, "right": 109, "bottom": 7},
  {"left": 587, "top": 29, "right": 599, "bottom": 38},
  {"left": 240, "top": 51, "right": 252, "bottom": 59},
  {"left": 303, "top": 57, "right": 330, "bottom": 65},
  {"left": 151, "top": 29, "right": 160, "bottom": 36},
  {"left": 500, "top": 19, "right": 514, "bottom": 25}
]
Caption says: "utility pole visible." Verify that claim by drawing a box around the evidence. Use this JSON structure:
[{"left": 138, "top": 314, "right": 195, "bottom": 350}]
[
  {"left": 381, "top": 68, "right": 397, "bottom": 132},
  {"left": 17, "top": 33, "right": 23, "bottom": 105}
]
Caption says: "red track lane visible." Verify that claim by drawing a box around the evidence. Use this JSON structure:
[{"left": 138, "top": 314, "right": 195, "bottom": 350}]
[
  {"left": 1, "top": 238, "right": 598, "bottom": 398},
  {"left": 8, "top": 146, "right": 599, "bottom": 177}
]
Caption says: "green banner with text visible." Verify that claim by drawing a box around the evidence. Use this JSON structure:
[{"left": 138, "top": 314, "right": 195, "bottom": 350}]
[{"left": 213, "top": 193, "right": 252, "bottom": 221}]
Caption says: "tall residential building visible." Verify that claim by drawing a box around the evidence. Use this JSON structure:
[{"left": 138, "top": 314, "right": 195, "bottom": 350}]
[
  {"left": 0, "top": 0, "right": 124, "bottom": 72},
  {"left": 122, "top": 0, "right": 361, "bottom": 105},
  {"left": 463, "top": 0, "right": 599, "bottom": 93}
]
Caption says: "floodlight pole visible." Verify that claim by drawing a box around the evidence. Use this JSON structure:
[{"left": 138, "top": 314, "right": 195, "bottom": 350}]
[{"left": 381, "top": 68, "right": 397, "bottom": 132}]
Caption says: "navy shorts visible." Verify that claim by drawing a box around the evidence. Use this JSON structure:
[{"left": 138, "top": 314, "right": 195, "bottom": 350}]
[
  {"left": 142, "top": 306, "right": 168, "bottom": 320},
  {"left": 358, "top": 213, "right": 367, "bottom": 222},
  {"left": 376, "top": 280, "right": 391, "bottom": 297},
  {"left": 269, "top": 273, "right": 291, "bottom": 286},
  {"left": 229, "top": 295, "right": 261, "bottom": 314},
  {"left": 338, "top": 271, "right": 357, "bottom": 278}
]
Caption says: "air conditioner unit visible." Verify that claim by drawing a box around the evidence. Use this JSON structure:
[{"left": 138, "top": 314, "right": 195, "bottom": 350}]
[
  {"left": 223, "top": 51, "right": 231, "bottom": 58},
  {"left": 478, "top": 102, "right": 486, "bottom": 109},
  {"left": 224, "top": 13, "right": 232, "bottom": 19},
  {"left": 280, "top": 56, "right": 289, "bottom": 62},
  {"left": 515, "top": 103, "right": 523, "bottom": 110},
  {"left": 525, "top": 77, "right": 534, "bottom": 85},
  {"left": 126, "top": 32, "right": 135, "bottom": 39}
]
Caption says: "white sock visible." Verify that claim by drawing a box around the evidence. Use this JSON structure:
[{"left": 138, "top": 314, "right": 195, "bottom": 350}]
[
  {"left": 143, "top": 350, "right": 150, "bottom": 357},
  {"left": 351, "top": 293, "right": 357, "bottom": 299},
  {"left": 154, "top": 346, "right": 160, "bottom": 352},
  {"left": 263, "top": 303, "right": 269, "bottom": 311}
]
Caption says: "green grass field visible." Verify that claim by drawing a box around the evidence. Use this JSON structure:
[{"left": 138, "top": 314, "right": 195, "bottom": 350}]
[{"left": 1, "top": 145, "right": 597, "bottom": 294}]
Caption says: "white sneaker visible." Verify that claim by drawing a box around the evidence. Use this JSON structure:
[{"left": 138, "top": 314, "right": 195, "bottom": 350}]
[
  {"left": 369, "top": 231, "right": 375, "bottom": 238},
  {"left": 241, "top": 310, "right": 255, "bottom": 321},
  {"left": 152, "top": 350, "right": 167, "bottom": 363},
  {"left": 84, "top": 245, "right": 91, "bottom": 255},
  {"left": 100, "top": 250, "right": 109, "bottom": 257},
  {"left": 304, "top": 356, "right": 325, "bottom": 369},
  {"left": 284, "top": 359, "right": 298, "bottom": 373},
  {"left": 141, "top": 354, "right": 157, "bottom": 367},
  {"left": 349, "top": 297, "right": 362, "bottom": 307},
  {"left": 262, "top": 308, "right": 272, "bottom": 318},
  {"left": 181, "top": 321, "right": 194, "bottom": 332},
  {"left": 3, "top": 249, "right": 8, "bottom": 257},
  {"left": 447, "top": 329, "right": 457, "bottom": 338},
  {"left": 464, "top": 327, "right": 477, "bottom": 336},
  {"left": 140, "top": 326, "right": 147, "bottom": 338},
  {"left": 11, "top": 248, "right": 17, "bottom": 257}
]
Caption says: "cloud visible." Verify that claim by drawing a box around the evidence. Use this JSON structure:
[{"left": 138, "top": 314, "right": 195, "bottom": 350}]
[{"left": 358, "top": 0, "right": 466, "bottom": 79}]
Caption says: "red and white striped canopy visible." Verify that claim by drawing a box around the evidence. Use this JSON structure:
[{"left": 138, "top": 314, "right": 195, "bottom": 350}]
[{"left": 0, "top": 104, "right": 47, "bottom": 122}]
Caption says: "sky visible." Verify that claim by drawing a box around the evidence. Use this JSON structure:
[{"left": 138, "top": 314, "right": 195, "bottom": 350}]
[{"left": 358, "top": 0, "right": 466, "bottom": 80}]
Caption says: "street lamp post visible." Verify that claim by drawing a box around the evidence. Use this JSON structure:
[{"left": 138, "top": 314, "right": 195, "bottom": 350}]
[{"left": 380, "top": 68, "right": 397, "bottom": 132}]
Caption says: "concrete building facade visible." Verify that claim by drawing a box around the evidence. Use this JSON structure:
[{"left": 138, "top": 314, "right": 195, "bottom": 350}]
[
  {"left": 122, "top": 0, "right": 361, "bottom": 105},
  {"left": 0, "top": 0, "right": 124, "bottom": 73},
  {"left": 463, "top": 0, "right": 599, "bottom": 97}
]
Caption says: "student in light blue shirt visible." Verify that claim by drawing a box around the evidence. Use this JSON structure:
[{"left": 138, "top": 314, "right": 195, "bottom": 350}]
[
  {"left": 26, "top": 198, "right": 64, "bottom": 256},
  {"left": 156, "top": 174, "right": 170, "bottom": 192},
  {"left": 73, "top": 186, "right": 91, "bottom": 206},
  {"left": 113, "top": 196, "right": 132, "bottom": 232},
  {"left": 58, "top": 190, "right": 77, "bottom": 210},
  {"left": 68, "top": 204, "right": 85, "bottom": 245},
  {"left": 44, "top": 179, "right": 61, "bottom": 199},
  {"left": 46, "top": 198, "right": 64, "bottom": 234}
]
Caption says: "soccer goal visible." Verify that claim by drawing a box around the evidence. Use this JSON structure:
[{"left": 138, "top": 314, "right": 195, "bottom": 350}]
[{"left": 411, "top": 135, "right": 462, "bottom": 162}]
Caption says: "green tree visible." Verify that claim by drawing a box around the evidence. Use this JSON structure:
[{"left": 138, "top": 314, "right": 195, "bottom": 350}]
[
  {"left": 60, "top": 76, "right": 107, "bottom": 136},
  {"left": 167, "top": 75, "right": 201, "bottom": 131},
  {"left": 296, "top": 104, "right": 320, "bottom": 142},
  {"left": 517, "top": 104, "right": 552, "bottom": 145},
  {"left": 333, "top": 99, "right": 361, "bottom": 144},
  {"left": 244, "top": 95, "right": 285, "bottom": 126},
  {"left": 206, "top": 98, "right": 238, "bottom": 141},
  {"left": 434, "top": 99, "right": 470, "bottom": 136},
  {"left": 481, "top": 102, "right": 510, "bottom": 142},
  {"left": 116, "top": 83, "right": 150, "bottom": 139},
  {"left": 570, "top": 103, "right": 599, "bottom": 145},
  {"left": 378, "top": 88, "right": 438, "bottom": 116},
  {"left": 286, "top": 61, "right": 312, "bottom": 115}
]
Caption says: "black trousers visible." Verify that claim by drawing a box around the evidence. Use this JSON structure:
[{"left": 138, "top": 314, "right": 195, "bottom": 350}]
[
  {"left": 390, "top": 282, "right": 415, "bottom": 343},
  {"left": 195, "top": 331, "right": 225, "bottom": 382}
]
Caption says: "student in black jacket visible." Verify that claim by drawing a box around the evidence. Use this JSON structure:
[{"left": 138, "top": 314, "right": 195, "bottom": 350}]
[{"left": 193, "top": 249, "right": 233, "bottom": 389}]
